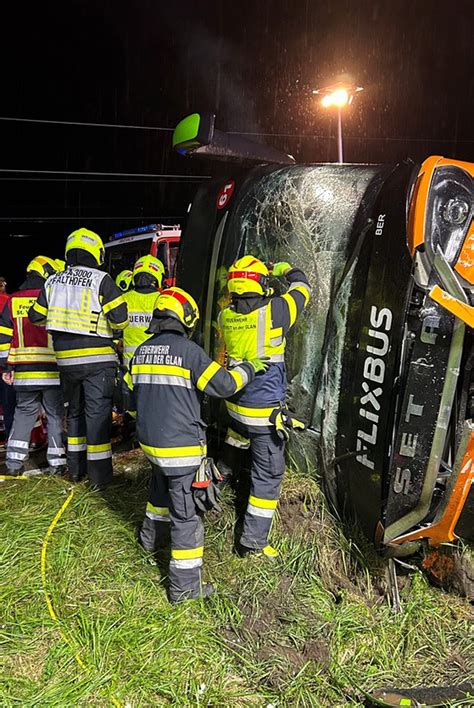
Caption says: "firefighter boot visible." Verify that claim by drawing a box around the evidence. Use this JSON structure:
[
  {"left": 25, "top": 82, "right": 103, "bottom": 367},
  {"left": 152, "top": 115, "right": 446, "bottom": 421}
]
[
  {"left": 236, "top": 543, "right": 280, "bottom": 560},
  {"left": 169, "top": 582, "right": 215, "bottom": 605}
]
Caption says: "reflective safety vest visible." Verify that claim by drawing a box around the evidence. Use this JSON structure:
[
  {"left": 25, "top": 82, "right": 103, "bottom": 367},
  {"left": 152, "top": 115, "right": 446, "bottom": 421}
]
[
  {"left": 122, "top": 289, "right": 160, "bottom": 365},
  {"left": 220, "top": 302, "right": 286, "bottom": 365},
  {"left": 219, "top": 274, "right": 311, "bottom": 424},
  {"left": 220, "top": 302, "right": 288, "bottom": 422},
  {"left": 0, "top": 288, "right": 59, "bottom": 387},
  {"left": 44, "top": 266, "right": 115, "bottom": 338}
]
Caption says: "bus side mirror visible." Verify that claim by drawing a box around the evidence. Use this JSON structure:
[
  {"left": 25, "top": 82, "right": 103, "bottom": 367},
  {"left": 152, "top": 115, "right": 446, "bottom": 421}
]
[{"left": 172, "top": 113, "right": 215, "bottom": 154}]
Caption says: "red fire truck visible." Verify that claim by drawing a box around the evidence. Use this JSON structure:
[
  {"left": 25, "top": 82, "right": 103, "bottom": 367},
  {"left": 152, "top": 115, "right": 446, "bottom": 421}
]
[{"left": 104, "top": 223, "right": 181, "bottom": 287}]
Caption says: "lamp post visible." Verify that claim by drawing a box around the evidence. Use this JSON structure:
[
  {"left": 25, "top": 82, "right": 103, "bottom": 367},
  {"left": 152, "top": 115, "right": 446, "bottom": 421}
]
[{"left": 313, "top": 83, "right": 363, "bottom": 163}]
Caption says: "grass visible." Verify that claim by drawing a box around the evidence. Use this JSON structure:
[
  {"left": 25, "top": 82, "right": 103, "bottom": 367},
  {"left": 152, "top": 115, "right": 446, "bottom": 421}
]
[{"left": 0, "top": 450, "right": 472, "bottom": 707}]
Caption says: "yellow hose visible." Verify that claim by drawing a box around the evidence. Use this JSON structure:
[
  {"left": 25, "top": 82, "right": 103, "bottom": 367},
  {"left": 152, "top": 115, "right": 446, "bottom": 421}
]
[
  {"left": 0, "top": 474, "right": 31, "bottom": 480},
  {"left": 40, "top": 488, "right": 123, "bottom": 707}
]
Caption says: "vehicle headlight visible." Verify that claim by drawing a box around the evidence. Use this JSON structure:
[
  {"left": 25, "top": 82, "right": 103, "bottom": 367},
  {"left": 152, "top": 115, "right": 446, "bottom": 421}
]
[
  {"left": 425, "top": 166, "right": 473, "bottom": 264},
  {"left": 441, "top": 196, "right": 470, "bottom": 226}
]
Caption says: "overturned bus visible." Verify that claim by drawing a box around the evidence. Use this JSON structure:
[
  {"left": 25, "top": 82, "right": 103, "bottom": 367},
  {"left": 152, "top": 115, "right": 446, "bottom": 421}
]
[{"left": 173, "top": 113, "right": 473, "bottom": 557}]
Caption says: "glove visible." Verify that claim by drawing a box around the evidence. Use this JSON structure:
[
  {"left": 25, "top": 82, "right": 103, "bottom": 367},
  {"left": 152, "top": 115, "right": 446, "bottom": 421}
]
[
  {"left": 2, "top": 371, "right": 14, "bottom": 385},
  {"left": 269, "top": 407, "right": 306, "bottom": 441},
  {"left": 271, "top": 410, "right": 290, "bottom": 442},
  {"left": 271, "top": 262, "right": 293, "bottom": 277},
  {"left": 247, "top": 356, "right": 270, "bottom": 374},
  {"left": 192, "top": 458, "right": 223, "bottom": 513}
]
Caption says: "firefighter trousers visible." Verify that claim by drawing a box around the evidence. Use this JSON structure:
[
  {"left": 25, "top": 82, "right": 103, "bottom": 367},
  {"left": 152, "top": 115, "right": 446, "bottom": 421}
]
[
  {"left": 61, "top": 366, "right": 115, "bottom": 487},
  {"left": 6, "top": 388, "right": 65, "bottom": 473},
  {"left": 239, "top": 427, "right": 286, "bottom": 550},
  {"left": 139, "top": 465, "right": 205, "bottom": 603},
  {"left": 0, "top": 378, "right": 16, "bottom": 440}
]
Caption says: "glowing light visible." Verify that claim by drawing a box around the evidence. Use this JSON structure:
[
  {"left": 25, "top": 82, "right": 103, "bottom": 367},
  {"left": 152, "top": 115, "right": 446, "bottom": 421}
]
[
  {"left": 314, "top": 82, "right": 363, "bottom": 109},
  {"left": 321, "top": 94, "right": 332, "bottom": 108},
  {"left": 325, "top": 89, "right": 349, "bottom": 108}
]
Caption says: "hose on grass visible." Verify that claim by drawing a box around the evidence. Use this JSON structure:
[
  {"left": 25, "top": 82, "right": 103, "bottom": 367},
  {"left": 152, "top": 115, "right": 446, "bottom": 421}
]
[
  {"left": 40, "top": 487, "right": 123, "bottom": 708},
  {"left": 0, "top": 469, "right": 50, "bottom": 480},
  {"left": 0, "top": 474, "right": 37, "bottom": 480},
  {"left": 0, "top": 475, "right": 29, "bottom": 480}
]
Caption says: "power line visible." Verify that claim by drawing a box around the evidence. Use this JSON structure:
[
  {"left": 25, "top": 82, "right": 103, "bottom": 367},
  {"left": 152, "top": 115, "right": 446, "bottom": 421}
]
[
  {"left": 0, "top": 216, "right": 183, "bottom": 221},
  {"left": 0, "top": 116, "right": 173, "bottom": 131},
  {"left": 0, "top": 177, "right": 205, "bottom": 183},
  {"left": 1, "top": 115, "right": 472, "bottom": 144},
  {"left": 228, "top": 130, "right": 474, "bottom": 144},
  {"left": 0, "top": 168, "right": 210, "bottom": 179}
]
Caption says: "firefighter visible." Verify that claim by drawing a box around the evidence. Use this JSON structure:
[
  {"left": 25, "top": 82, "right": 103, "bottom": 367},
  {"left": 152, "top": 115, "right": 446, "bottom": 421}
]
[
  {"left": 29, "top": 228, "right": 129, "bottom": 488},
  {"left": 0, "top": 275, "right": 15, "bottom": 442},
  {"left": 127, "top": 287, "right": 265, "bottom": 603},
  {"left": 219, "top": 256, "right": 311, "bottom": 558},
  {"left": 115, "top": 269, "right": 133, "bottom": 292},
  {"left": 0, "top": 256, "right": 65, "bottom": 475},
  {"left": 122, "top": 255, "right": 164, "bottom": 368}
]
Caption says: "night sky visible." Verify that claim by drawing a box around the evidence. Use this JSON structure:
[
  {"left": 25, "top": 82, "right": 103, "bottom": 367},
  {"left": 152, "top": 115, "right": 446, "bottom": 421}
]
[{"left": 1, "top": 0, "right": 473, "bottom": 287}]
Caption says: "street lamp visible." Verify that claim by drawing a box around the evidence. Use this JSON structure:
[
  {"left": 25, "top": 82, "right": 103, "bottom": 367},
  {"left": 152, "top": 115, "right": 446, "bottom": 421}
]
[{"left": 313, "top": 82, "right": 363, "bottom": 163}]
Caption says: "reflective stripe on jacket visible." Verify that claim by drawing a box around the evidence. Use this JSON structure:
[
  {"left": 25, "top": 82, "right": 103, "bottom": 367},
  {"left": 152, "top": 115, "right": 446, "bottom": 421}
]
[
  {"left": 53, "top": 341, "right": 118, "bottom": 367},
  {"left": 127, "top": 330, "right": 254, "bottom": 475},
  {"left": 0, "top": 279, "right": 60, "bottom": 388},
  {"left": 219, "top": 268, "right": 310, "bottom": 411},
  {"left": 122, "top": 288, "right": 160, "bottom": 365}
]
